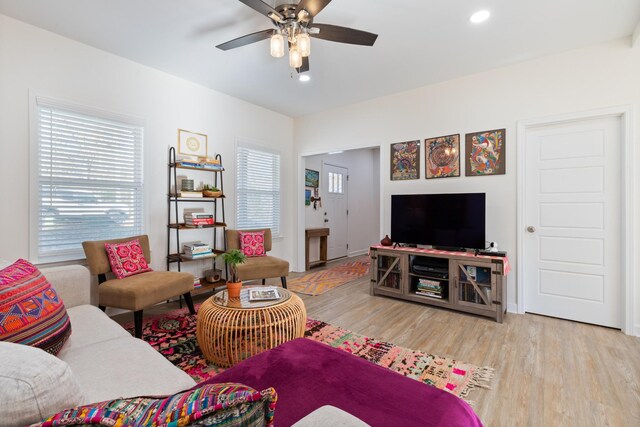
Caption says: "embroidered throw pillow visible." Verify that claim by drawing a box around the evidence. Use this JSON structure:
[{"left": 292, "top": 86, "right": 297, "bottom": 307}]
[
  {"left": 104, "top": 239, "right": 152, "bottom": 279},
  {"left": 0, "top": 259, "right": 72, "bottom": 355},
  {"left": 34, "top": 382, "right": 277, "bottom": 427},
  {"left": 239, "top": 231, "right": 267, "bottom": 257}
]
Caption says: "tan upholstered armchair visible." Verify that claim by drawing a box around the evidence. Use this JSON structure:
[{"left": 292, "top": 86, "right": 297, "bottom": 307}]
[
  {"left": 226, "top": 229, "right": 289, "bottom": 288},
  {"left": 82, "top": 235, "right": 195, "bottom": 338}
]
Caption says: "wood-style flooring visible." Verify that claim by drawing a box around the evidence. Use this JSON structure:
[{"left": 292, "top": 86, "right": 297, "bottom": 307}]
[{"left": 115, "top": 257, "right": 640, "bottom": 427}]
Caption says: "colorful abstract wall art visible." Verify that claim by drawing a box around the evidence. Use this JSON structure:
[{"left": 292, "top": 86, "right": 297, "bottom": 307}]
[
  {"left": 390, "top": 140, "right": 420, "bottom": 180},
  {"left": 465, "top": 129, "right": 506, "bottom": 176},
  {"left": 425, "top": 134, "right": 460, "bottom": 179}
]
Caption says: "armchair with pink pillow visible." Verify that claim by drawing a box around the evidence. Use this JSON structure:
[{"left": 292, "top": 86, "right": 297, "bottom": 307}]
[{"left": 225, "top": 229, "right": 289, "bottom": 288}]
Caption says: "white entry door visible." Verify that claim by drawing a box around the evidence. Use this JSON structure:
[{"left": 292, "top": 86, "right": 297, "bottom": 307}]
[
  {"left": 323, "top": 163, "right": 348, "bottom": 260},
  {"left": 524, "top": 115, "right": 621, "bottom": 328}
]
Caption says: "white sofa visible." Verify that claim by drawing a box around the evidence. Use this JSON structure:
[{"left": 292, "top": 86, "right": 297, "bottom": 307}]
[{"left": 0, "top": 264, "right": 196, "bottom": 425}]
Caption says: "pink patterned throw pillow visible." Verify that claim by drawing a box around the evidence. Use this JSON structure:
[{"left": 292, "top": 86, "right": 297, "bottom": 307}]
[
  {"left": 0, "top": 259, "right": 72, "bottom": 355},
  {"left": 105, "top": 239, "right": 153, "bottom": 279},
  {"left": 238, "top": 231, "right": 266, "bottom": 257}
]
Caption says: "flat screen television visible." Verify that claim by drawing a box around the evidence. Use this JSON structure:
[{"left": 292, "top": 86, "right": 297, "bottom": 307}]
[{"left": 391, "top": 193, "right": 486, "bottom": 250}]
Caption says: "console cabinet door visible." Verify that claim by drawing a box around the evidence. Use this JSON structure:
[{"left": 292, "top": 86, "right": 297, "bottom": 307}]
[
  {"left": 371, "top": 250, "right": 405, "bottom": 295},
  {"left": 453, "top": 260, "right": 497, "bottom": 312}
]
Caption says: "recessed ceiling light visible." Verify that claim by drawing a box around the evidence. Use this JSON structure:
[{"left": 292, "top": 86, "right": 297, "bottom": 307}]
[
  {"left": 470, "top": 10, "right": 490, "bottom": 24},
  {"left": 299, "top": 74, "right": 311, "bottom": 82}
]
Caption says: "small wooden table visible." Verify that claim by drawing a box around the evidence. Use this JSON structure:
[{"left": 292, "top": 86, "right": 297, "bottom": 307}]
[
  {"left": 196, "top": 286, "right": 307, "bottom": 367},
  {"left": 305, "top": 227, "right": 330, "bottom": 271}
]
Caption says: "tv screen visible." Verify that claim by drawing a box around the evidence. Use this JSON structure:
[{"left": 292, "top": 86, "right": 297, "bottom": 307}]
[{"left": 391, "top": 193, "right": 486, "bottom": 249}]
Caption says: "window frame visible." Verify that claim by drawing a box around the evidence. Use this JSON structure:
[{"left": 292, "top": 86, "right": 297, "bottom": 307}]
[
  {"left": 235, "top": 140, "right": 282, "bottom": 238},
  {"left": 29, "top": 93, "right": 146, "bottom": 263}
]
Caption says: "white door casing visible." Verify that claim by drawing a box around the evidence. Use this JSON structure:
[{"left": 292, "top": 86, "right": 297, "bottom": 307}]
[
  {"left": 323, "top": 163, "right": 348, "bottom": 260},
  {"left": 520, "top": 111, "right": 630, "bottom": 329}
]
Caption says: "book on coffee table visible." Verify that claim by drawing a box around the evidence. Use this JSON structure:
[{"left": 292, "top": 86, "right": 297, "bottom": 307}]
[{"left": 248, "top": 287, "right": 281, "bottom": 301}]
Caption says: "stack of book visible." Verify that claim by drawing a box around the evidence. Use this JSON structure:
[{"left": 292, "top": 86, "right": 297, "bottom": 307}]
[
  {"left": 183, "top": 242, "right": 213, "bottom": 259},
  {"left": 184, "top": 212, "right": 214, "bottom": 227},
  {"left": 176, "top": 155, "right": 223, "bottom": 171},
  {"left": 183, "top": 208, "right": 214, "bottom": 228},
  {"left": 178, "top": 190, "right": 203, "bottom": 198},
  {"left": 416, "top": 278, "right": 446, "bottom": 299}
]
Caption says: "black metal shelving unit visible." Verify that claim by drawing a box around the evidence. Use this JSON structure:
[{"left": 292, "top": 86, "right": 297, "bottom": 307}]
[{"left": 167, "top": 147, "right": 227, "bottom": 296}]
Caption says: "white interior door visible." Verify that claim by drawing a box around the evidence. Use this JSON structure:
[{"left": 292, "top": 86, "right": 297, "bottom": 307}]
[
  {"left": 323, "top": 163, "right": 348, "bottom": 260},
  {"left": 524, "top": 115, "right": 621, "bottom": 328}
]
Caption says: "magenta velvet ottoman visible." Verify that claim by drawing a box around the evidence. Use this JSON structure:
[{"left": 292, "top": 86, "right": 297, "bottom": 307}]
[{"left": 205, "top": 338, "right": 482, "bottom": 426}]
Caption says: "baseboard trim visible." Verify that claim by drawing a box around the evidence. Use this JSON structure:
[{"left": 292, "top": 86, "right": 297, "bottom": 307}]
[
  {"left": 507, "top": 302, "right": 518, "bottom": 314},
  {"left": 634, "top": 323, "right": 640, "bottom": 337},
  {"left": 347, "top": 249, "right": 369, "bottom": 258}
]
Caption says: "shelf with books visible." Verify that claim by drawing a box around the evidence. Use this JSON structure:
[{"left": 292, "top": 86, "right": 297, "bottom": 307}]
[{"left": 167, "top": 146, "right": 228, "bottom": 300}]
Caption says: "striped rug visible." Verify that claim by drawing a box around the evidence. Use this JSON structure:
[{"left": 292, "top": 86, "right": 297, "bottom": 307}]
[{"left": 287, "top": 256, "right": 370, "bottom": 296}]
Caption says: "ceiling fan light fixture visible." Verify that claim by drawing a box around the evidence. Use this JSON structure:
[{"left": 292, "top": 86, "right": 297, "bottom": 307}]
[
  {"left": 297, "top": 33, "right": 311, "bottom": 57},
  {"left": 270, "top": 32, "right": 285, "bottom": 58},
  {"left": 289, "top": 45, "right": 303, "bottom": 68}
]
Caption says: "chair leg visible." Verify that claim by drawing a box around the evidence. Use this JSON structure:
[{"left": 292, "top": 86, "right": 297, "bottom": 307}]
[
  {"left": 134, "top": 310, "right": 143, "bottom": 339},
  {"left": 98, "top": 305, "right": 106, "bottom": 312},
  {"left": 281, "top": 276, "right": 287, "bottom": 289},
  {"left": 262, "top": 278, "right": 266, "bottom": 286},
  {"left": 183, "top": 292, "right": 196, "bottom": 315}
]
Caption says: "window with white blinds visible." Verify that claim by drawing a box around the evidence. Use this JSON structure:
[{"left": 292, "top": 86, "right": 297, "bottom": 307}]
[
  {"left": 34, "top": 100, "right": 144, "bottom": 262},
  {"left": 236, "top": 144, "right": 281, "bottom": 236}
]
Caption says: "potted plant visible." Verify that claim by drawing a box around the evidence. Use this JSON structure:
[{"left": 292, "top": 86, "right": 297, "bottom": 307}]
[
  {"left": 202, "top": 184, "right": 222, "bottom": 198},
  {"left": 222, "top": 249, "right": 247, "bottom": 298}
]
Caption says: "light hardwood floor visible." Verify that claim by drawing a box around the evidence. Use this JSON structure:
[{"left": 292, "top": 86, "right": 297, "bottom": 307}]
[{"left": 117, "top": 257, "right": 640, "bottom": 427}]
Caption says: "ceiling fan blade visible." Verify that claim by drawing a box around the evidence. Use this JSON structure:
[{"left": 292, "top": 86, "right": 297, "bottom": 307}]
[
  {"left": 311, "top": 23, "right": 378, "bottom": 46},
  {"left": 239, "top": 0, "right": 284, "bottom": 21},
  {"left": 297, "top": 56, "right": 310, "bottom": 73},
  {"left": 216, "top": 29, "right": 273, "bottom": 51},
  {"left": 295, "top": 0, "right": 332, "bottom": 18}
]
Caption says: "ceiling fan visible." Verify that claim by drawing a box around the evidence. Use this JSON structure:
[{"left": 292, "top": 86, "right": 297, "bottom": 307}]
[{"left": 216, "top": 0, "right": 378, "bottom": 74}]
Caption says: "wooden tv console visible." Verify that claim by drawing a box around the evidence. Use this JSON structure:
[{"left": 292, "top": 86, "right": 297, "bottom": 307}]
[{"left": 369, "top": 245, "right": 509, "bottom": 323}]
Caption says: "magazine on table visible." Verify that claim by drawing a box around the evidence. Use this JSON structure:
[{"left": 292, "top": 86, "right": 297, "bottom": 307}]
[{"left": 248, "top": 287, "right": 281, "bottom": 301}]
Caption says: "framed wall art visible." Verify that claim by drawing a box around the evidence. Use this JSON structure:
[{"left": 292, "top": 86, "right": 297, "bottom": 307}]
[
  {"left": 178, "top": 129, "right": 208, "bottom": 157},
  {"left": 305, "top": 169, "right": 319, "bottom": 188},
  {"left": 465, "top": 128, "right": 506, "bottom": 176},
  {"left": 305, "top": 189, "right": 311, "bottom": 206},
  {"left": 425, "top": 134, "right": 460, "bottom": 179},
  {"left": 390, "top": 140, "right": 420, "bottom": 180}
]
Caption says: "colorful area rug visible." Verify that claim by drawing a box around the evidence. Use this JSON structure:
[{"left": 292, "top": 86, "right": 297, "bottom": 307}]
[
  {"left": 124, "top": 307, "right": 493, "bottom": 405},
  {"left": 287, "top": 256, "right": 370, "bottom": 295}
]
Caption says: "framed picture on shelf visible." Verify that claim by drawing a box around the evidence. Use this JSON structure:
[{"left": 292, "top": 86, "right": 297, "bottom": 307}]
[
  {"left": 178, "top": 129, "right": 208, "bottom": 157},
  {"left": 305, "top": 169, "right": 319, "bottom": 188},
  {"left": 465, "top": 128, "right": 506, "bottom": 176},
  {"left": 390, "top": 140, "right": 420, "bottom": 180},
  {"left": 425, "top": 134, "right": 460, "bottom": 179}
]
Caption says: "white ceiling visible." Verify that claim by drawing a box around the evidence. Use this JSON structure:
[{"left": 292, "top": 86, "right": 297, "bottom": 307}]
[{"left": 1, "top": 0, "right": 639, "bottom": 117}]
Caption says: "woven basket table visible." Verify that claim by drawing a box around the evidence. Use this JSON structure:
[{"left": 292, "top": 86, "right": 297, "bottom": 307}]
[{"left": 196, "top": 286, "right": 307, "bottom": 367}]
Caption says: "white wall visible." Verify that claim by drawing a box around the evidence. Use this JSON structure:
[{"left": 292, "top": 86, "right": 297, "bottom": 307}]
[
  {"left": 304, "top": 148, "right": 380, "bottom": 261},
  {"left": 294, "top": 38, "right": 640, "bottom": 332},
  {"left": 0, "top": 15, "right": 295, "bottom": 275}
]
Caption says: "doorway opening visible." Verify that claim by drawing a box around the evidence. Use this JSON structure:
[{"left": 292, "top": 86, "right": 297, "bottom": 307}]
[{"left": 300, "top": 147, "right": 381, "bottom": 271}]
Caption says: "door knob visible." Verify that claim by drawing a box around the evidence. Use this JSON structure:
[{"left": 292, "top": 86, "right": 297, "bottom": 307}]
[{"left": 527, "top": 226, "right": 536, "bottom": 233}]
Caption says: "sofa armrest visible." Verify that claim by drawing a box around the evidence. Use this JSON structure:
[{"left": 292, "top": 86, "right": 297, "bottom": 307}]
[{"left": 41, "top": 265, "right": 92, "bottom": 308}]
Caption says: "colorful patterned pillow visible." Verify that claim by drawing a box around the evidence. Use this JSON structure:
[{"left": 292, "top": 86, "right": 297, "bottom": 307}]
[
  {"left": 239, "top": 231, "right": 266, "bottom": 257},
  {"left": 34, "top": 382, "right": 277, "bottom": 427},
  {"left": 0, "top": 259, "right": 72, "bottom": 355},
  {"left": 104, "top": 239, "right": 152, "bottom": 279}
]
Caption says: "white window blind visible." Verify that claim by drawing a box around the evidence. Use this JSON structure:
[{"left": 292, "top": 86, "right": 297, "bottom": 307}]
[
  {"left": 236, "top": 144, "right": 281, "bottom": 236},
  {"left": 35, "top": 101, "right": 144, "bottom": 261}
]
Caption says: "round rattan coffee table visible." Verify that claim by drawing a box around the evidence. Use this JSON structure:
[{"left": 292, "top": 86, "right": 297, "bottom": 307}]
[{"left": 196, "top": 286, "right": 307, "bottom": 367}]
